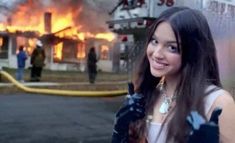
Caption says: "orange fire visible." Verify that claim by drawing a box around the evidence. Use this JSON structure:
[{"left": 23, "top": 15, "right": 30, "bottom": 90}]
[
  {"left": 77, "top": 43, "right": 86, "bottom": 59},
  {"left": 54, "top": 42, "right": 63, "bottom": 60},
  {"left": 100, "top": 45, "right": 109, "bottom": 60},
  {"left": 26, "top": 39, "right": 35, "bottom": 54},
  {"left": 0, "top": 1, "right": 116, "bottom": 61},
  {"left": 0, "top": 37, "right": 3, "bottom": 47}
]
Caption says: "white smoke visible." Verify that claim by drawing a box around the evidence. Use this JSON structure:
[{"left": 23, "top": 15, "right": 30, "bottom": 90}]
[
  {"left": 0, "top": 0, "right": 15, "bottom": 21},
  {"left": 85, "top": 0, "right": 116, "bottom": 13},
  {"left": 78, "top": 0, "right": 117, "bottom": 33},
  {"left": 0, "top": 0, "right": 23, "bottom": 8}
]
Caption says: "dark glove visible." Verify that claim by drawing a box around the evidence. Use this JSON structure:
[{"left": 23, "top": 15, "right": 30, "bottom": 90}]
[
  {"left": 187, "top": 107, "right": 222, "bottom": 143},
  {"left": 111, "top": 82, "right": 145, "bottom": 143}
]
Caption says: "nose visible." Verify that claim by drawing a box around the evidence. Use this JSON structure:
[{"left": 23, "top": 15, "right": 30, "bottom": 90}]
[{"left": 152, "top": 45, "right": 164, "bottom": 59}]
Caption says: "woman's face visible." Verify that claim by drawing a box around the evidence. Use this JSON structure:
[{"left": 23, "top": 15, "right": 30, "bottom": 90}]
[{"left": 147, "top": 22, "right": 182, "bottom": 78}]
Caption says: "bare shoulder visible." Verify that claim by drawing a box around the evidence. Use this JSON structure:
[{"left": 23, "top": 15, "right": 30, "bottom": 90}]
[
  {"left": 211, "top": 89, "right": 235, "bottom": 143},
  {"left": 213, "top": 90, "right": 235, "bottom": 106}
]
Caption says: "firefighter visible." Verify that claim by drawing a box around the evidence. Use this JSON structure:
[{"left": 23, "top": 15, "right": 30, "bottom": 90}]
[{"left": 30, "top": 40, "right": 46, "bottom": 82}]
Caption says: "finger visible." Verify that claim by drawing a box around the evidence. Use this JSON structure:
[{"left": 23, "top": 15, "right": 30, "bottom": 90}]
[
  {"left": 130, "top": 110, "right": 145, "bottom": 120},
  {"left": 132, "top": 105, "right": 145, "bottom": 118},
  {"left": 116, "top": 104, "right": 132, "bottom": 117},
  {"left": 132, "top": 93, "right": 144, "bottom": 100},
  {"left": 117, "top": 104, "right": 143, "bottom": 118},
  {"left": 186, "top": 111, "right": 206, "bottom": 130},
  {"left": 186, "top": 114, "right": 193, "bottom": 125},
  {"left": 132, "top": 93, "right": 144, "bottom": 104},
  {"left": 209, "top": 107, "right": 222, "bottom": 124},
  {"left": 116, "top": 107, "right": 133, "bottom": 120},
  {"left": 135, "top": 107, "right": 145, "bottom": 114},
  {"left": 197, "top": 124, "right": 220, "bottom": 142}
]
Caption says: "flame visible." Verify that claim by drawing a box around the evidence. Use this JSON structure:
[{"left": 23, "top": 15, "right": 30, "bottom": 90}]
[
  {"left": 95, "top": 33, "right": 116, "bottom": 42},
  {"left": 77, "top": 43, "right": 86, "bottom": 59},
  {"left": 77, "top": 33, "right": 86, "bottom": 41},
  {"left": 0, "top": 1, "right": 116, "bottom": 62},
  {"left": 100, "top": 45, "right": 109, "bottom": 59},
  {"left": 0, "top": 6, "right": 79, "bottom": 34},
  {"left": 0, "top": 23, "right": 6, "bottom": 31},
  {"left": 26, "top": 39, "right": 36, "bottom": 54},
  {"left": 55, "top": 30, "right": 116, "bottom": 42},
  {"left": 54, "top": 42, "right": 63, "bottom": 60},
  {"left": 0, "top": 4, "right": 116, "bottom": 41},
  {"left": 5, "top": 2, "right": 44, "bottom": 33},
  {"left": 0, "top": 37, "right": 3, "bottom": 47},
  {"left": 76, "top": 32, "right": 116, "bottom": 41}
]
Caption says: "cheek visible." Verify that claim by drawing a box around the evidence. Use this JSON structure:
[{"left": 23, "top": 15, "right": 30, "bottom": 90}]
[
  {"left": 146, "top": 46, "right": 152, "bottom": 59},
  {"left": 172, "top": 57, "right": 182, "bottom": 69},
  {"left": 146, "top": 47, "right": 151, "bottom": 59}
]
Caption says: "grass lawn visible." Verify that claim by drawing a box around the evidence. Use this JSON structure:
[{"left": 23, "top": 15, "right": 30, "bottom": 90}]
[
  {"left": 0, "top": 67, "right": 130, "bottom": 93},
  {"left": 1, "top": 67, "right": 128, "bottom": 82}
]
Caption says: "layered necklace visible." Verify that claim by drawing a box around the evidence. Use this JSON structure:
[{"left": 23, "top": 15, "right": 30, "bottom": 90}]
[{"left": 157, "top": 77, "right": 177, "bottom": 114}]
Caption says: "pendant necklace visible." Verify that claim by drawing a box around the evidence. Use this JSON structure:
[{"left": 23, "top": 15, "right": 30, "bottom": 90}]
[
  {"left": 159, "top": 92, "right": 176, "bottom": 114},
  {"left": 157, "top": 77, "right": 176, "bottom": 114}
]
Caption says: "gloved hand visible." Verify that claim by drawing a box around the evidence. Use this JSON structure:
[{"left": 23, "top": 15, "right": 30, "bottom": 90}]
[
  {"left": 186, "top": 107, "right": 222, "bottom": 143},
  {"left": 111, "top": 82, "right": 145, "bottom": 143}
]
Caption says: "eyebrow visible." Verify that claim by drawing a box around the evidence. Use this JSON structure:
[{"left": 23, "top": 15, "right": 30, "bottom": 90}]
[
  {"left": 152, "top": 35, "right": 178, "bottom": 44},
  {"left": 167, "top": 41, "right": 178, "bottom": 44}
]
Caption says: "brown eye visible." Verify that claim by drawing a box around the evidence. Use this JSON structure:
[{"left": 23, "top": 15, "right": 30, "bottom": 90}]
[
  {"left": 150, "top": 38, "right": 158, "bottom": 46},
  {"left": 167, "top": 45, "right": 179, "bottom": 53}
]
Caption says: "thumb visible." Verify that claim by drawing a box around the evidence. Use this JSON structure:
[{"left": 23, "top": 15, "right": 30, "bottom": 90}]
[
  {"left": 128, "top": 82, "right": 134, "bottom": 95},
  {"left": 209, "top": 107, "right": 222, "bottom": 125}
]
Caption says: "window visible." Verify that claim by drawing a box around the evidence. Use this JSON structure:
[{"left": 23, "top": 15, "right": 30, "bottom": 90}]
[
  {"left": 0, "top": 36, "right": 9, "bottom": 59},
  {"left": 100, "top": 45, "right": 109, "bottom": 60}
]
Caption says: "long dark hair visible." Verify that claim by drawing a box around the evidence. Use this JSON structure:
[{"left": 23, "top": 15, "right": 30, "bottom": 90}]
[{"left": 131, "top": 7, "right": 222, "bottom": 143}]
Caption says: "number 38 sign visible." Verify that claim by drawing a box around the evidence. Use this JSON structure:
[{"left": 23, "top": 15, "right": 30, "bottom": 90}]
[{"left": 158, "top": 0, "right": 175, "bottom": 7}]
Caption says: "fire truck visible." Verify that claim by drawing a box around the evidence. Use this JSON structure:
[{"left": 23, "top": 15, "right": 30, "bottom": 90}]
[{"left": 107, "top": 0, "right": 202, "bottom": 73}]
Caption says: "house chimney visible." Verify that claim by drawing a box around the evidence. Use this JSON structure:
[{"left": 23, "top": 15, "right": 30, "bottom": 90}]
[
  {"left": 7, "top": 17, "right": 12, "bottom": 26},
  {"left": 44, "top": 12, "right": 52, "bottom": 33}
]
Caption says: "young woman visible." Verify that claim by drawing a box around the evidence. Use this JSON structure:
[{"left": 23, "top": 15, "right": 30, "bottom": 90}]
[{"left": 112, "top": 7, "right": 235, "bottom": 143}]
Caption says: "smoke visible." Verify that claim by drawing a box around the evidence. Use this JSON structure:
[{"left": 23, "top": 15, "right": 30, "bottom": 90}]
[
  {"left": 85, "top": 0, "right": 117, "bottom": 13},
  {"left": 0, "top": 0, "right": 117, "bottom": 33},
  {"left": 0, "top": 0, "right": 24, "bottom": 9},
  {"left": 0, "top": 0, "right": 23, "bottom": 21},
  {"left": 77, "top": 0, "right": 117, "bottom": 33}
]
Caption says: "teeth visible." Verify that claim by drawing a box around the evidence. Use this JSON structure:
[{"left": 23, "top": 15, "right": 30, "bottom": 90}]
[
  {"left": 151, "top": 59, "right": 167, "bottom": 70},
  {"left": 156, "top": 63, "right": 165, "bottom": 67},
  {"left": 154, "top": 60, "right": 165, "bottom": 66}
]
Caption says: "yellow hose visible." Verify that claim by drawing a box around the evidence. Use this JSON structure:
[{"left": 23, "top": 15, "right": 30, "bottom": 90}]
[{"left": 0, "top": 70, "right": 127, "bottom": 97}]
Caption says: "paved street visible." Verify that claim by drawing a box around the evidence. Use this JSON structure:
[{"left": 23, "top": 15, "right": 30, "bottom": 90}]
[{"left": 0, "top": 93, "right": 124, "bottom": 143}]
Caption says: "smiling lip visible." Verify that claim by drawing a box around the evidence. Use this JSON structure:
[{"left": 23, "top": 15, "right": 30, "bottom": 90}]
[{"left": 151, "top": 59, "right": 168, "bottom": 70}]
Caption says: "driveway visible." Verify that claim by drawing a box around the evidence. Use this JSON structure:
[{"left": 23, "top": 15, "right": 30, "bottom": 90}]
[{"left": 0, "top": 93, "right": 124, "bottom": 143}]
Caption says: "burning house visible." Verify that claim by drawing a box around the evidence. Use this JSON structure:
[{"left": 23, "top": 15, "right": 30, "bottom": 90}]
[{"left": 0, "top": 0, "right": 116, "bottom": 72}]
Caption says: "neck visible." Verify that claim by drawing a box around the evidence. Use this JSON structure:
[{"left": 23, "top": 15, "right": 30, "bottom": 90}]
[{"left": 165, "top": 75, "right": 180, "bottom": 97}]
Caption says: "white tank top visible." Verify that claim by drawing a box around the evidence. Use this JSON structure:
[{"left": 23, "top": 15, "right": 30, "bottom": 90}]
[{"left": 146, "top": 85, "right": 224, "bottom": 143}]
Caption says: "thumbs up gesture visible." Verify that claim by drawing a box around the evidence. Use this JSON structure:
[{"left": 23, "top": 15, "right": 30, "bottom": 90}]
[
  {"left": 187, "top": 107, "right": 222, "bottom": 143},
  {"left": 111, "top": 82, "right": 145, "bottom": 143}
]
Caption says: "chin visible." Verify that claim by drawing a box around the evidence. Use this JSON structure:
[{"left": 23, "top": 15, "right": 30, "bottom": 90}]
[{"left": 150, "top": 68, "right": 165, "bottom": 77}]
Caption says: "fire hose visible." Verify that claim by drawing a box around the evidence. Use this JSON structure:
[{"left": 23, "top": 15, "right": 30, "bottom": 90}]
[{"left": 0, "top": 70, "right": 127, "bottom": 97}]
